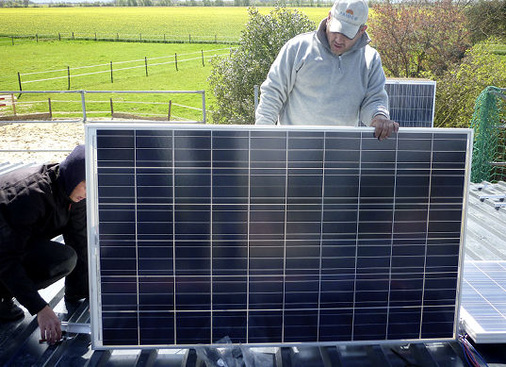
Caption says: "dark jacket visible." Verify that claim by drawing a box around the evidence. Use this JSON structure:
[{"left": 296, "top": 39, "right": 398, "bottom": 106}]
[{"left": 0, "top": 164, "right": 87, "bottom": 315}]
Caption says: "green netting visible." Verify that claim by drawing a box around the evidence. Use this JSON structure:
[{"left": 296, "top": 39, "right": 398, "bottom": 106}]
[{"left": 470, "top": 86, "right": 506, "bottom": 183}]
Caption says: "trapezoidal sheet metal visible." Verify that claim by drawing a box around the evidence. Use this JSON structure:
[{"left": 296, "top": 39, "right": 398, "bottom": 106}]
[{"left": 85, "top": 124, "right": 472, "bottom": 349}]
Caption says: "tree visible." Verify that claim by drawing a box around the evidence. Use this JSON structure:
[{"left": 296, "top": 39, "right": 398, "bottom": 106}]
[
  {"left": 208, "top": 7, "right": 315, "bottom": 124},
  {"left": 434, "top": 39, "right": 506, "bottom": 128},
  {"left": 368, "top": 0, "right": 471, "bottom": 78},
  {"left": 466, "top": 0, "right": 506, "bottom": 43}
]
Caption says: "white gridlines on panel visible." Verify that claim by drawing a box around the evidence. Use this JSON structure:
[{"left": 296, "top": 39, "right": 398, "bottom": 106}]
[{"left": 85, "top": 124, "right": 472, "bottom": 349}]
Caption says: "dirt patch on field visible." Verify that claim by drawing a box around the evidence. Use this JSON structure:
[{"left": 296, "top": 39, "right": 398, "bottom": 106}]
[{"left": 0, "top": 121, "right": 85, "bottom": 164}]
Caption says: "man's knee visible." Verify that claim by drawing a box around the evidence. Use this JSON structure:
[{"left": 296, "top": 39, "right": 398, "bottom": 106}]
[
  {"left": 23, "top": 241, "right": 78, "bottom": 288},
  {"left": 50, "top": 245, "right": 77, "bottom": 279}
]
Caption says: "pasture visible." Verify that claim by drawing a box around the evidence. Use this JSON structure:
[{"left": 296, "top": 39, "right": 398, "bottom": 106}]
[
  {"left": 0, "top": 7, "right": 326, "bottom": 42},
  {"left": 0, "top": 7, "right": 327, "bottom": 121},
  {"left": 0, "top": 40, "right": 232, "bottom": 120}
]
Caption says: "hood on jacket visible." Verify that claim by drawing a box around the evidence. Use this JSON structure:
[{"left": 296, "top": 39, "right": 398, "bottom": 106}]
[{"left": 59, "top": 145, "right": 85, "bottom": 197}]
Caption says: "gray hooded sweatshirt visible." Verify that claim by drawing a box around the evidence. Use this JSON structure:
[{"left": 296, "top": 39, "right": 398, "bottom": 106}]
[{"left": 255, "top": 19, "right": 389, "bottom": 126}]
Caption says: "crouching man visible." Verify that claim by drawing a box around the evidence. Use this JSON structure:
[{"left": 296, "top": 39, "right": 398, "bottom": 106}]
[{"left": 0, "top": 145, "right": 88, "bottom": 344}]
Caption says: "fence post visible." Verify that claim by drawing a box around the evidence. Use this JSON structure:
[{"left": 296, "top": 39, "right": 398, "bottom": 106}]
[
  {"left": 201, "top": 91, "right": 206, "bottom": 123},
  {"left": 175, "top": 53, "right": 178, "bottom": 71},
  {"left": 145, "top": 57, "right": 148, "bottom": 77},
  {"left": 164, "top": 34, "right": 166, "bottom": 43},
  {"left": 80, "top": 90, "right": 87, "bottom": 122},
  {"left": 189, "top": 34, "right": 191, "bottom": 43},
  {"left": 36, "top": 34, "right": 38, "bottom": 42},
  {"left": 48, "top": 97, "right": 52, "bottom": 119},
  {"left": 201, "top": 50, "right": 205, "bottom": 67},
  {"left": 140, "top": 33, "right": 142, "bottom": 41},
  {"left": 17, "top": 72, "right": 22, "bottom": 92},
  {"left": 11, "top": 36, "right": 14, "bottom": 45},
  {"left": 110, "top": 61, "right": 113, "bottom": 83},
  {"left": 67, "top": 66, "right": 71, "bottom": 90},
  {"left": 11, "top": 94, "right": 16, "bottom": 116},
  {"left": 58, "top": 32, "right": 61, "bottom": 41},
  {"left": 110, "top": 98, "right": 114, "bottom": 117},
  {"left": 72, "top": 32, "right": 75, "bottom": 40},
  {"left": 168, "top": 100, "right": 172, "bottom": 121},
  {"left": 95, "top": 32, "right": 97, "bottom": 41}
]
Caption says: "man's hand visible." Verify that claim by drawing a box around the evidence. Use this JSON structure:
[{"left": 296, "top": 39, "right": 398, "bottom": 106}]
[
  {"left": 37, "top": 305, "right": 62, "bottom": 344},
  {"left": 370, "top": 115, "right": 399, "bottom": 141}
]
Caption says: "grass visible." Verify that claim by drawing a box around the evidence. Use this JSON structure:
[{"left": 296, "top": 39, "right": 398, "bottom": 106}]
[
  {"left": 0, "top": 6, "right": 330, "bottom": 121},
  {"left": 0, "top": 40, "right": 233, "bottom": 121},
  {"left": 0, "top": 7, "right": 326, "bottom": 43},
  {"left": 0, "top": 39, "right": 230, "bottom": 88},
  {"left": 492, "top": 43, "right": 506, "bottom": 56}
]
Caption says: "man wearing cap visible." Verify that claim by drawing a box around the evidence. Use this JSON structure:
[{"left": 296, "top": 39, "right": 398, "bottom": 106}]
[
  {"left": 256, "top": 0, "right": 398, "bottom": 140},
  {"left": 0, "top": 145, "right": 88, "bottom": 345}
]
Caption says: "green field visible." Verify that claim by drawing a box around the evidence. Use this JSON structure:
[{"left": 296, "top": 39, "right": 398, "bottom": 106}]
[
  {"left": 0, "top": 7, "right": 326, "bottom": 42},
  {"left": 0, "top": 6, "right": 327, "bottom": 121},
  {"left": 0, "top": 40, "right": 233, "bottom": 120},
  {"left": 0, "top": 40, "right": 232, "bottom": 88}
]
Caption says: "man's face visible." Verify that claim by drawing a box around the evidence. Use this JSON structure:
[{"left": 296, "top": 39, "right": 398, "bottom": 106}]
[
  {"left": 69, "top": 180, "right": 86, "bottom": 203},
  {"left": 326, "top": 16, "right": 367, "bottom": 56}
]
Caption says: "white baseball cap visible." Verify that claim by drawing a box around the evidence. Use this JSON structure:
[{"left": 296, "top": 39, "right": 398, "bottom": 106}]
[{"left": 328, "top": 0, "right": 369, "bottom": 39}]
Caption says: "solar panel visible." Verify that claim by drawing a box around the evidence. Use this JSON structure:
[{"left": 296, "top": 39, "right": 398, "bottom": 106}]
[
  {"left": 85, "top": 124, "right": 472, "bottom": 349},
  {"left": 385, "top": 79, "right": 436, "bottom": 127},
  {"left": 460, "top": 261, "right": 506, "bottom": 344}
]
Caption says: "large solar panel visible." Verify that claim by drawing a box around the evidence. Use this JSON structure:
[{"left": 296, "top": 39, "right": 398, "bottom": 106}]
[
  {"left": 460, "top": 261, "right": 506, "bottom": 343},
  {"left": 85, "top": 124, "right": 472, "bottom": 349},
  {"left": 385, "top": 79, "right": 436, "bottom": 127}
]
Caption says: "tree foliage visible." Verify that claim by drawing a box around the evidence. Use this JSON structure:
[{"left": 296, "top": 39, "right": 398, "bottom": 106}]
[
  {"left": 465, "top": 0, "right": 506, "bottom": 43},
  {"left": 434, "top": 39, "right": 506, "bottom": 128},
  {"left": 368, "top": 0, "right": 471, "bottom": 78},
  {"left": 208, "top": 7, "right": 315, "bottom": 124}
]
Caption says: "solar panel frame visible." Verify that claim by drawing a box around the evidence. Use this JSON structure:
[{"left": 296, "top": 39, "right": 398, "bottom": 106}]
[{"left": 85, "top": 123, "right": 472, "bottom": 349}]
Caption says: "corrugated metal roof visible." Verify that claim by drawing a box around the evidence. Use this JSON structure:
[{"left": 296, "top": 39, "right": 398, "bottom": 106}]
[
  {"left": 466, "top": 182, "right": 506, "bottom": 261},
  {"left": 1, "top": 161, "right": 506, "bottom": 366}
]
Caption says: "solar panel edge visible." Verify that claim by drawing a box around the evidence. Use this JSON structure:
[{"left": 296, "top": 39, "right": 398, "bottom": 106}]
[{"left": 86, "top": 125, "right": 472, "bottom": 349}]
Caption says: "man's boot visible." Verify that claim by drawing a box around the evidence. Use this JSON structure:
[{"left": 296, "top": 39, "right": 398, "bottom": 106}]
[{"left": 0, "top": 297, "right": 25, "bottom": 322}]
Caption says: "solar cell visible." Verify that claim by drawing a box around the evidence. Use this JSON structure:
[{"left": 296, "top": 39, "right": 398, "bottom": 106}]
[
  {"left": 385, "top": 79, "right": 436, "bottom": 127},
  {"left": 85, "top": 125, "right": 471, "bottom": 348}
]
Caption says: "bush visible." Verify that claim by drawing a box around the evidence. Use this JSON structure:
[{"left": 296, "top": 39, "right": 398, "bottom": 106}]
[
  {"left": 434, "top": 39, "right": 506, "bottom": 128},
  {"left": 208, "top": 7, "right": 315, "bottom": 125}
]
